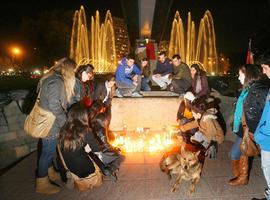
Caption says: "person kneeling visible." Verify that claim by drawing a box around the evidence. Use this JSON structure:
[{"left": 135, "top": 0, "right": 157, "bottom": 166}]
[
  {"left": 179, "top": 98, "right": 224, "bottom": 157},
  {"left": 56, "top": 103, "right": 114, "bottom": 191}
]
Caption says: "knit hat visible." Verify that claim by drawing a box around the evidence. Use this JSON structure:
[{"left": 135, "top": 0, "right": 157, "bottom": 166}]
[{"left": 184, "top": 91, "right": 196, "bottom": 102}]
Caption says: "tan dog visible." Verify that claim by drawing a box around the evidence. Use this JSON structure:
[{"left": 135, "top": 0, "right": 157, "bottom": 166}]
[{"left": 160, "top": 145, "right": 202, "bottom": 195}]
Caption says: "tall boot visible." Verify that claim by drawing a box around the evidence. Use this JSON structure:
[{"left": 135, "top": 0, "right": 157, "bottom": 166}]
[
  {"left": 229, "top": 156, "right": 249, "bottom": 186},
  {"left": 48, "top": 166, "right": 60, "bottom": 181},
  {"left": 228, "top": 160, "right": 240, "bottom": 183},
  {"left": 36, "top": 176, "right": 60, "bottom": 194}
]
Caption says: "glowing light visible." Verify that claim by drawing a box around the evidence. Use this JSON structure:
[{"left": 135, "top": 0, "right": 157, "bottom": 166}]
[
  {"left": 12, "top": 47, "right": 21, "bottom": 55},
  {"left": 111, "top": 126, "right": 178, "bottom": 153}
]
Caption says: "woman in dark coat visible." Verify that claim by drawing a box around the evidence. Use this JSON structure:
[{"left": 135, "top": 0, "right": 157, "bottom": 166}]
[
  {"left": 229, "top": 64, "right": 269, "bottom": 186},
  {"left": 36, "top": 58, "right": 77, "bottom": 194},
  {"left": 57, "top": 103, "right": 102, "bottom": 181},
  {"left": 190, "top": 64, "right": 210, "bottom": 98}
]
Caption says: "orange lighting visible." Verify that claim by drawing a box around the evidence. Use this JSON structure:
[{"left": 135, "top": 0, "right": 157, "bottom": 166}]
[{"left": 111, "top": 126, "right": 179, "bottom": 153}]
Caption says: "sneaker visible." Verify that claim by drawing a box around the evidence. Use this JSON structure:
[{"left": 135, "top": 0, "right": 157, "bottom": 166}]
[
  {"left": 116, "top": 89, "right": 123, "bottom": 98},
  {"left": 160, "top": 84, "right": 167, "bottom": 90},
  {"left": 131, "top": 92, "right": 143, "bottom": 97}
]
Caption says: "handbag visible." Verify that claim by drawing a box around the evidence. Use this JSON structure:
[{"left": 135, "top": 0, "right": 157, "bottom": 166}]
[
  {"left": 57, "top": 144, "right": 103, "bottom": 191},
  {"left": 24, "top": 90, "right": 56, "bottom": 138},
  {"left": 240, "top": 126, "right": 260, "bottom": 157},
  {"left": 240, "top": 111, "right": 260, "bottom": 157}
]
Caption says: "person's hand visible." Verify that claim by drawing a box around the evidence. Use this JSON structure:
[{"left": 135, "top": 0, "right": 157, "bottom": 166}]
[
  {"left": 84, "top": 144, "right": 92, "bottom": 153},
  {"left": 132, "top": 75, "right": 138, "bottom": 82},
  {"left": 179, "top": 125, "right": 184, "bottom": 132},
  {"left": 133, "top": 81, "right": 138, "bottom": 86}
]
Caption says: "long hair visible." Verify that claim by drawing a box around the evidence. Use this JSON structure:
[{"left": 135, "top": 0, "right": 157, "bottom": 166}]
[
  {"left": 75, "top": 64, "right": 94, "bottom": 81},
  {"left": 42, "top": 58, "right": 77, "bottom": 103},
  {"left": 238, "top": 64, "right": 262, "bottom": 88},
  {"left": 190, "top": 63, "right": 206, "bottom": 77},
  {"left": 58, "top": 102, "right": 90, "bottom": 151}
]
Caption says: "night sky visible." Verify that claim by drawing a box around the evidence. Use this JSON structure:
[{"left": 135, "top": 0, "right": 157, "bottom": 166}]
[{"left": 0, "top": 0, "right": 270, "bottom": 65}]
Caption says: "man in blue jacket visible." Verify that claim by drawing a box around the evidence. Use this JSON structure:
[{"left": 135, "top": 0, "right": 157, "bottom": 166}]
[
  {"left": 253, "top": 53, "right": 270, "bottom": 200},
  {"left": 115, "top": 53, "right": 142, "bottom": 97}
]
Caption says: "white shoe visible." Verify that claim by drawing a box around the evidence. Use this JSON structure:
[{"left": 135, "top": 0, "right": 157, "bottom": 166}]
[
  {"left": 131, "top": 92, "right": 143, "bottom": 97},
  {"left": 116, "top": 89, "right": 123, "bottom": 98},
  {"left": 160, "top": 84, "right": 167, "bottom": 90}
]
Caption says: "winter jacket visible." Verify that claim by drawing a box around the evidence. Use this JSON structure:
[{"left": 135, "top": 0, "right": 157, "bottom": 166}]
[
  {"left": 254, "top": 90, "right": 270, "bottom": 151},
  {"left": 192, "top": 74, "right": 210, "bottom": 98},
  {"left": 244, "top": 80, "right": 269, "bottom": 134},
  {"left": 93, "top": 81, "right": 112, "bottom": 107},
  {"left": 115, "top": 58, "right": 141, "bottom": 85},
  {"left": 153, "top": 58, "right": 173, "bottom": 76},
  {"left": 172, "top": 62, "right": 192, "bottom": 83},
  {"left": 181, "top": 112, "right": 224, "bottom": 144},
  {"left": 57, "top": 132, "right": 102, "bottom": 181},
  {"left": 39, "top": 72, "right": 68, "bottom": 138}
]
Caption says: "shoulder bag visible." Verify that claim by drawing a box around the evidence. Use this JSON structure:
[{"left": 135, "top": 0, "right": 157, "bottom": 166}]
[{"left": 57, "top": 144, "right": 103, "bottom": 191}]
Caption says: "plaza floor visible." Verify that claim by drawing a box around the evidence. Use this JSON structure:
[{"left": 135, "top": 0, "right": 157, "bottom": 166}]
[{"left": 0, "top": 141, "right": 266, "bottom": 200}]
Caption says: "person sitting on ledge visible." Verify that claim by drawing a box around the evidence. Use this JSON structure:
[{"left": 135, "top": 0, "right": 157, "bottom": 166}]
[
  {"left": 138, "top": 57, "right": 151, "bottom": 91},
  {"left": 167, "top": 54, "right": 192, "bottom": 95},
  {"left": 152, "top": 51, "right": 173, "bottom": 90},
  {"left": 115, "top": 53, "right": 142, "bottom": 97}
]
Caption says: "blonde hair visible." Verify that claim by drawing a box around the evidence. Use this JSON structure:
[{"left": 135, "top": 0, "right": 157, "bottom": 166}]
[{"left": 42, "top": 58, "right": 77, "bottom": 103}]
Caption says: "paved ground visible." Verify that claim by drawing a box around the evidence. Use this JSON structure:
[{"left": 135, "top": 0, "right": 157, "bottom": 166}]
[{"left": 0, "top": 141, "right": 266, "bottom": 200}]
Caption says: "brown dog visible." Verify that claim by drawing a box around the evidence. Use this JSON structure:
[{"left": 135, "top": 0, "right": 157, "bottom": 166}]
[{"left": 160, "top": 145, "right": 202, "bottom": 195}]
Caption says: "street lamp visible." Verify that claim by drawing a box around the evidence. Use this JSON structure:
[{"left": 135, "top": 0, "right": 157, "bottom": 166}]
[
  {"left": 12, "top": 47, "right": 21, "bottom": 56},
  {"left": 10, "top": 46, "right": 22, "bottom": 70}
]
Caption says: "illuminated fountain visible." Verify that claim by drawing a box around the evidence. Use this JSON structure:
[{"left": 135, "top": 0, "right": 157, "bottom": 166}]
[
  {"left": 168, "top": 10, "right": 219, "bottom": 74},
  {"left": 70, "top": 6, "right": 117, "bottom": 73}
]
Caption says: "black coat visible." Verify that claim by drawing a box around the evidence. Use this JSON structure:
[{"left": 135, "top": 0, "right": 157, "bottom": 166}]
[
  {"left": 57, "top": 132, "right": 102, "bottom": 181},
  {"left": 244, "top": 80, "right": 269, "bottom": 134},
  {"left": 93, "top": 82, "right": 112, "bottom": 107}
]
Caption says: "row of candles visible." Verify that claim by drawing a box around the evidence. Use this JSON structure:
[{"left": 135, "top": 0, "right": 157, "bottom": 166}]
[{"left": 111, "top": 126, "right": 178, "bottom": 152}]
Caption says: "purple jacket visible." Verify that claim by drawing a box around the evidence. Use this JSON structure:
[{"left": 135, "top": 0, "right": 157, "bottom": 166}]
[{"left": 153, "top": 58, "right": 173, "bottom": 76}]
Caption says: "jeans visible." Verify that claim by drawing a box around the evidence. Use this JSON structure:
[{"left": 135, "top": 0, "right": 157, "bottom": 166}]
[
  {"left": 261, "top": 150, "right": 270, "bottom": 199},
  {"left": 37, "top": 137, "right": 57, "bottom": 178},
  {"left": 141, "top": 77, "right": 151, "bottom": 91},
  {"left": 230, "top": 135, "right": 242, "bottom": 160},
  {"left": 116, "top": 76, "right": 141, "bottom": 96},
  {"left": 169, "top": 79, "right": 191, "bottom": 95}
]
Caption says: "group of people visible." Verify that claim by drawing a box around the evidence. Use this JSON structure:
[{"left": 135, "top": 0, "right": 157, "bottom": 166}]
[
  {"left": 33, "top": 51, "right": 270, "bottom": 199},
  {"left": 114, "top": 51, "right": 210, "bottom": 98},
  {"left": 35, "top": 58, "right": 124, "bottom": 194},
  {"left": 228, "top": 54, "right": 270, "bottom": 200}
]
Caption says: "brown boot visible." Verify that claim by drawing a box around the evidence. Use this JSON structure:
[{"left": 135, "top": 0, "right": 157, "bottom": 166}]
[
  {"left": 36, "top": 176, "right": 60, "bottom": 194},
  {"left": 48, "top": 166, "right": 60, "bottom": 181},
  {"left": 228, "top": 160, "right": 240, "bottom": 183},
  {"left": 229, "top": 156, "right": 249, "bottom": 186}
]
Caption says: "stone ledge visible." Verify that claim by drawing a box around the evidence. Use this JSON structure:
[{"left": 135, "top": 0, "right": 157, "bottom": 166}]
[{"left": 110, "top": 95, "right": 181, "bottom": 131}]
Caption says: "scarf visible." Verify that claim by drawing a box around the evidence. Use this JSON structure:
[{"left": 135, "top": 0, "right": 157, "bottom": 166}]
[{"left": 233, "top": 88, "right": 249, "bottom": 133}]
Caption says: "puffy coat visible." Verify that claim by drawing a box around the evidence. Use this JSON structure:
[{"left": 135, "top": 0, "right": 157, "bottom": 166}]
[
  {"left": 181, "top": 112, "right": 224, "bottom": 144},
  {"left": 244, "top": 80, "right": 269, "bottom": 133},
  {"left": 39, "top": 72, "right": 68, "bottom": 138},
  {"left": 254, "top": 90, "right": 270, "bottom": 151}
]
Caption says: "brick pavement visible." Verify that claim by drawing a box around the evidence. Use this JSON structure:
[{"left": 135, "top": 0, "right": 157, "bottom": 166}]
[{"left": 0, "top": 141, "right": 266, "bottom": 200}]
